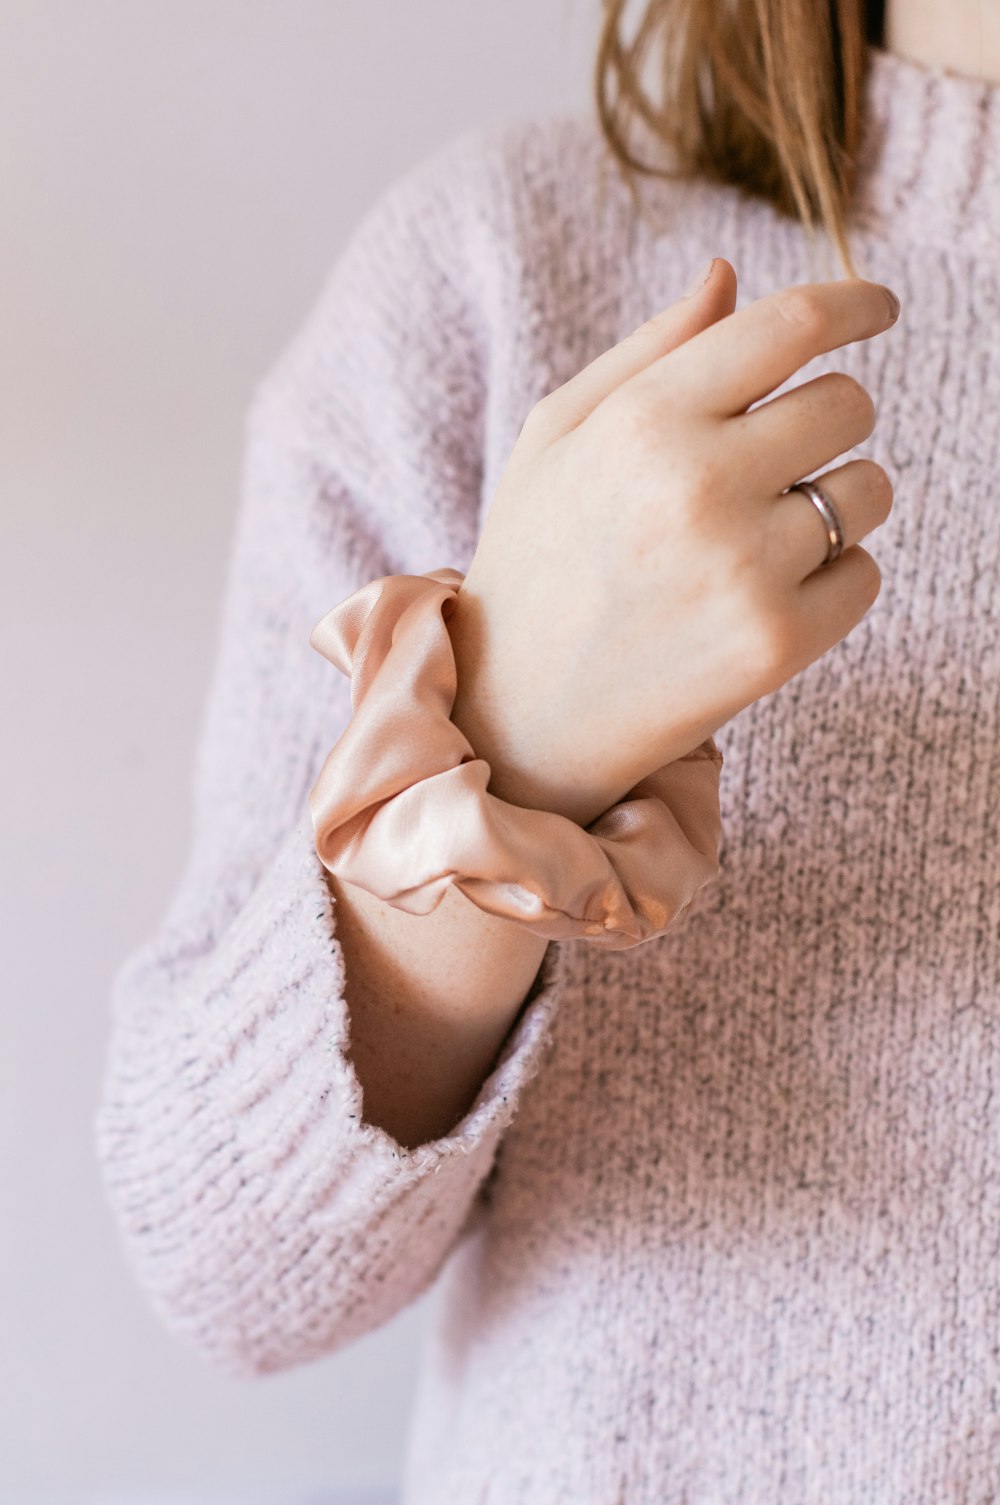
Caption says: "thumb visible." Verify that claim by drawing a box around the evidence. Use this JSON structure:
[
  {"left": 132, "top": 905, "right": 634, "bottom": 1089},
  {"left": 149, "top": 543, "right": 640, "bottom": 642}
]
[{"left": 516, "top": 257, "right": 737, "bottom": 461}]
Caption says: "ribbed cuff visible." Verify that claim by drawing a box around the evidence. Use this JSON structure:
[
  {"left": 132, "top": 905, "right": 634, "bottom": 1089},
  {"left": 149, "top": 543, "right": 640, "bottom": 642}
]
[{"left": 97, "top": 804, "right": 565, "bottom": 1371}]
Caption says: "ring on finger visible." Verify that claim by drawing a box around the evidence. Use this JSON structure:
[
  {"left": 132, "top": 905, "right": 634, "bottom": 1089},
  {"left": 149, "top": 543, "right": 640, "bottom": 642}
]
[{"left": 785, "top": 479, "right": 846, "bottom": 568}]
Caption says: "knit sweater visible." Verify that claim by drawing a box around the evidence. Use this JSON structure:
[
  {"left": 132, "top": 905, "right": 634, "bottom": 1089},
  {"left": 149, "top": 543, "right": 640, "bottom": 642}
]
[{"left": 96, "top": 42, "right": 1000, "bottom": 1503}]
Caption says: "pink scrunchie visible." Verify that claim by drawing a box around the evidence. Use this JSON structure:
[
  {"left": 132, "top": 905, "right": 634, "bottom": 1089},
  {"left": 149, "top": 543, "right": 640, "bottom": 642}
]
[{"left": 307, "top": 567, "right": 724, "bottom": 949}]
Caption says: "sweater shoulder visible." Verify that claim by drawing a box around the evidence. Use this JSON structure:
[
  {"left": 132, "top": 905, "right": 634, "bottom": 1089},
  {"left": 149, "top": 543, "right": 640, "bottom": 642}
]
[
  {"left": 321, "top": 107, "right": 746, "bottom": 331},
  {"left": 254, "top": 110, "right": 615, "bottom": 400},
  {"left": 378, "top": 109, "right": 733, "bottom": 327},
  {"left": 352, "top": 108, "right": 631, "bottom": 286},
  {"left": 384, "top": 108, "right": 614, "bottom": 222}
]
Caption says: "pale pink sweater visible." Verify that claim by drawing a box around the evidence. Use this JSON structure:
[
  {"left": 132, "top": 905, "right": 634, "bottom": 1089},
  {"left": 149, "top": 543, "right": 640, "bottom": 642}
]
[{"left": 97, "top": 43, "right": 1000, "bottom": 1502}]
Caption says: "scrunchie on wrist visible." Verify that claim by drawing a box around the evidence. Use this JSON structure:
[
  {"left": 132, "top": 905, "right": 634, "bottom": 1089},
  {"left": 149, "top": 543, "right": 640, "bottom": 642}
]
[{"left": 307, "top": 567, "right": 724, "bottom": 950}]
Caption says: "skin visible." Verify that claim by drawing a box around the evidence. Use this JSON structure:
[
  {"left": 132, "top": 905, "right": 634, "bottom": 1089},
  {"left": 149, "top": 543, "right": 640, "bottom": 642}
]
[
  {"left": 886, "top": 0, "right": 1000, "bottom": 83},
  {"left": 453, "top": 275, "right": 896, "bottom": 822},
  {"left": 331, "top": 2, "right": 988, "bottom": 1151},
  {"left": 341, "top": 272, "right": 899, "bottom": 1148}
]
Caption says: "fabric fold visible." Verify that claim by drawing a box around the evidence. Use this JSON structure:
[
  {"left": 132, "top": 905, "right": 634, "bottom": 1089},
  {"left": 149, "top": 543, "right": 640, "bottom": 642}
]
[{"left": 308, "top": 568, "right": 725, "bottom": 949}]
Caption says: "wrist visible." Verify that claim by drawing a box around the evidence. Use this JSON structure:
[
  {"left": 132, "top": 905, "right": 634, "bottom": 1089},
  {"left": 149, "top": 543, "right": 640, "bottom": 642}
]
[{"left": 447, "top": 589, "right": 630, "bottom": 827}]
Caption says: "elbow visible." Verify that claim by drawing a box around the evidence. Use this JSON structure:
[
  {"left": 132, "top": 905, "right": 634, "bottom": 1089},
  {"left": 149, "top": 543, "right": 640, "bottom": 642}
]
[
  {"left": 99, "top": 1186, "right": 364, "bottom": 1379},
  {"left": 95, "top": 1100, "right": 380, "bottom": 1379}
]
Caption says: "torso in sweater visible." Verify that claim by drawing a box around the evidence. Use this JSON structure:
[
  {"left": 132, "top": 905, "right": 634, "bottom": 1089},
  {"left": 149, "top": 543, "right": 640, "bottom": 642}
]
[
  {"left": 98, "top": 41, "right": 1000, "bottom": 1505},
  {"left": 406, "top": 45, "right": 1000, "bottom": 1503}
]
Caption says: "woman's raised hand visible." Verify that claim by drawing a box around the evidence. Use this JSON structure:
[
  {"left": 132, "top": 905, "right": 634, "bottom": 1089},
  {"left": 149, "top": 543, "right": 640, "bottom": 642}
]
[{"left": 449, "top": 258, "right": 899, "bottom": 823}]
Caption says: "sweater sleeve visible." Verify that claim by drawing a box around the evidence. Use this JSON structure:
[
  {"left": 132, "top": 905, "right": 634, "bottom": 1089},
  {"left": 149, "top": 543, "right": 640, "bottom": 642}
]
[{"left": 95, "top": 124, "right": 566, "bottom": 1379}]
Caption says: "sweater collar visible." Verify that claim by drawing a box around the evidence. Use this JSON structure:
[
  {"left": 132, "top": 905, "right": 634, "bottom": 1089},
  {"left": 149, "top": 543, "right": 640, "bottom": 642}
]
[{"left": 852, "top": 43, "right": 1000, "bottom": 256}]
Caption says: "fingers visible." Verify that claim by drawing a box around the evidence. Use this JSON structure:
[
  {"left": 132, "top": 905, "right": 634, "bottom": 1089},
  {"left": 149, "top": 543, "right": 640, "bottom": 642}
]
[
  {"left": 789, "top": 542, "right": 883, "bottom": 663},
  {"left": 627, "top": 277, "right": 899, "bottom": 422},
  {"left": 515, "top": 258, "right": 738, "bottom": 461},
  {"left": 728, "top": 369, "right": 877, "bottom": 498},
  {"left": 762, "top": 458, "right": 893, "bottom": 579}
]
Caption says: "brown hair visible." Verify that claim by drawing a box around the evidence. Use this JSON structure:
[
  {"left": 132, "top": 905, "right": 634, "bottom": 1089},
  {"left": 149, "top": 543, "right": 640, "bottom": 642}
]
[{"left": 594, "top": 0, "right": 886, "bottom": 280}]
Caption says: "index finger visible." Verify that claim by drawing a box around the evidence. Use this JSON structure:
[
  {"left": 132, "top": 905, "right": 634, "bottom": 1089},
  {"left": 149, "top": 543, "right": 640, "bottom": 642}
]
[{"left": 637, "top": 278, "right": 900, "bottom": 419}]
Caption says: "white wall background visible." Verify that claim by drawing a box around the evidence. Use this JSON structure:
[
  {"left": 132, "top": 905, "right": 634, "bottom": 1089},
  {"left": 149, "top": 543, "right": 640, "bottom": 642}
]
[{"left": 0, "top": 4, "right": 592, "bottom": 1501}]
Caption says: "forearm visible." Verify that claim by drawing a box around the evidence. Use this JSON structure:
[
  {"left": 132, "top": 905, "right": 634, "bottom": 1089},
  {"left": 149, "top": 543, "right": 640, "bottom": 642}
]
[
  {"left": 328, "top": 870, "right": 551, "bottom": 1151},
  {"left": 330, "top": 588, "right": 630, "bottom": 1153}
]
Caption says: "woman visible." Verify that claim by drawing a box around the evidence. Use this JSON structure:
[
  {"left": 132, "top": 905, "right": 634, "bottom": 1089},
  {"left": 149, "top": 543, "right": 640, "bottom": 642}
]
[{"left": 97, "top": 0, "right": 1000, "bottom": 1498}]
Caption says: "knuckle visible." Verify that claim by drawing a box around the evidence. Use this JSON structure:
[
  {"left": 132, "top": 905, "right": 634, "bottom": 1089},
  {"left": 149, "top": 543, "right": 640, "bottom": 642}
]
[
  {"left": 594, "top": 384, "right": 659, "bottom": 449},
  {"left": 751, "top": 618, "right": 791, "bottom": 680},
  {"left": 679, "top": 449, "right": 728, "bottom": 508},
  {"left": 861, "top": 460, "right": 893, "bottom": 521},
  {"left": 521, "top": 387, "right": 559, "bottom": 434},
  {"left": 773, "top": 288, "right": 828, "bottom": 339},
  {"left": 853, "top": 545, "right": 882, "bottom": 605},
  {"left": 621, "top": 316, "right": 660, "bottom": 352},
  {"left": 825, "top": 371, "right": 876, "bottom": 428},
  {"left": 735, "top": 598, "right": 790, "bottom": 679}
]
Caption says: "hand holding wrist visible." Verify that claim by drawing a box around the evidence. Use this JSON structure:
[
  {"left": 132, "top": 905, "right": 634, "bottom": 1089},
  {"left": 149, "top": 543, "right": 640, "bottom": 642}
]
[{"left": 308, "top": 567, "right": 723, "bottom": 948}]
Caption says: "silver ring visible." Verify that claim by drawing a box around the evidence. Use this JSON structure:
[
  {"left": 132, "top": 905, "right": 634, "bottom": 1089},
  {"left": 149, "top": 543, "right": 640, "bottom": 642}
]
[{"left": 787, "top": 479, "right": 845, "bottom": 567}]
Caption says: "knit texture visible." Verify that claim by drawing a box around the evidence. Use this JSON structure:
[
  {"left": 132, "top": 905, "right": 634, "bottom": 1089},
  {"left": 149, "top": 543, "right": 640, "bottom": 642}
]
[{"left": 97, "top": 42, "right": 1000, "bottom": 1503}]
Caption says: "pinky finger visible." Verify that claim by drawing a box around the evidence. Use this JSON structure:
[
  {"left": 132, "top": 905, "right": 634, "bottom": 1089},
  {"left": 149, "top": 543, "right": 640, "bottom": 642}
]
[{"left": 791, "top": 543, "right": 882, "bottom": 664}]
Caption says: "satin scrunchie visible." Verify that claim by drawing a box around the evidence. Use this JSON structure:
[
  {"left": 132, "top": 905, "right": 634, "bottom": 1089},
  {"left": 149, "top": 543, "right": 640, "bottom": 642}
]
[{"left": 307, "top": 567, "right": 724, "bottom": 950}]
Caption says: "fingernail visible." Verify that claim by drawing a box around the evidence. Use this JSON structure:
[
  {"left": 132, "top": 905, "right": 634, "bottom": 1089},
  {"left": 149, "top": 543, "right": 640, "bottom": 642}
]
[
  {"left": 683, "top": 259, "right": 715, "bottom": 298},
  {"left": 883, "top": 286, "right": 901, "bottom": 322}
]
